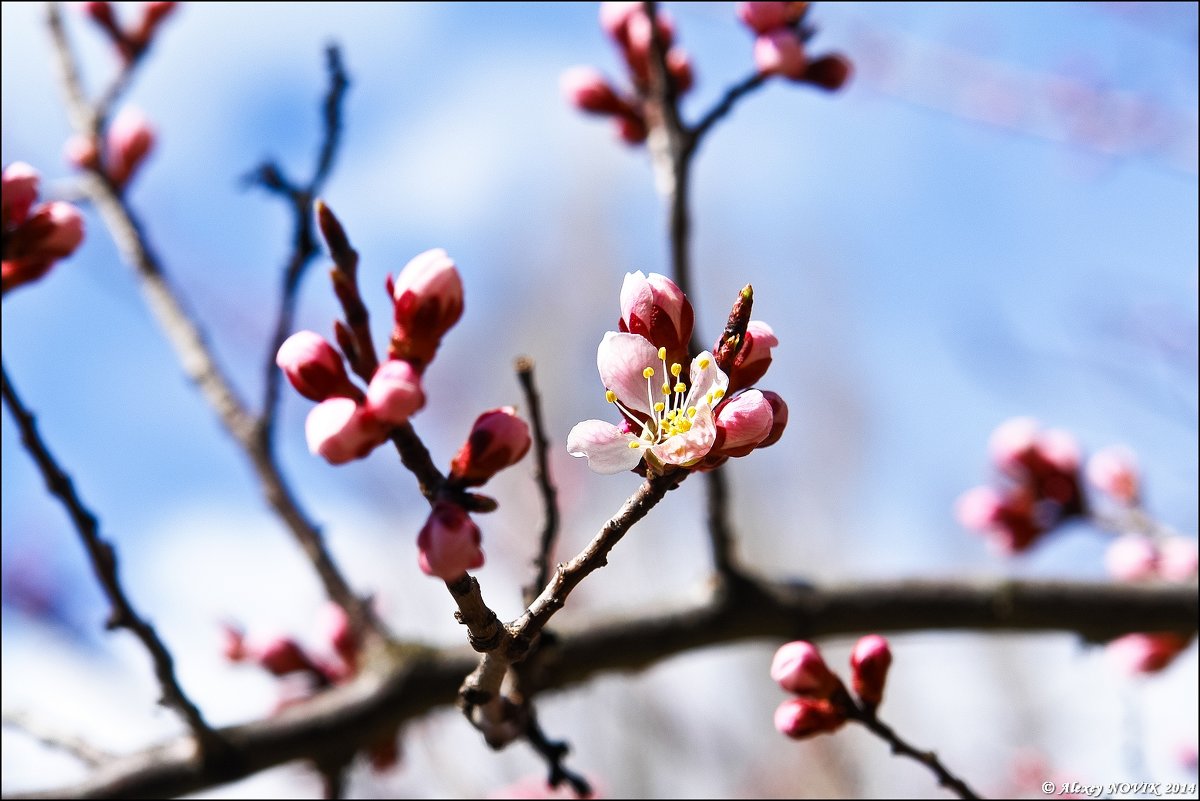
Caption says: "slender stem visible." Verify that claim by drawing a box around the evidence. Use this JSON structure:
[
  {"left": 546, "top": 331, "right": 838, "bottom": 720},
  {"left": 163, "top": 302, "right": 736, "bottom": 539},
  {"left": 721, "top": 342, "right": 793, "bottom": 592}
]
[
  {"left": 689, "top": 72, "right": 768, "bottom": 151},
  {"left": 846, "top": 705, "right": 981, "bottom": 800},
  {"left": 1, "top": 360, "right": 220, "bottom": 756},
  {"left": 44, "top": 10, "right": 379, "bottom": 641},
  {"left": 516, "top": 357, "right": 562, "bottom": 606}
]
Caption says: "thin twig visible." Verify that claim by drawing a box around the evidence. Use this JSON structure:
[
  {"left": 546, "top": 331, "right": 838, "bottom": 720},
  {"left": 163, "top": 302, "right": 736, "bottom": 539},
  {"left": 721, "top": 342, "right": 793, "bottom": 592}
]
[
  {"left": 2, "top": 711, "right": 113, "bottom": 768},
  {"left": 525, "top": 710, "right": 593, "bottom": 798},
  {"left": 256, "top": 46, "right": 351, "bottom": 442},
  {"left": 845, "top": 703, "right": 981, "bottom": 800},
  {"left": 0, "top": 360, "right": 220, "bottom": 757},
  {"left": 689, "top": 71, "right": 768, "bottom": 152},
  {"left": 8, "top": 576, "right": 1194, "bottom": 799},
  {"left": 516, "top": 357, "right": 562, "bottom": 606},
  {"left": 44, "top": 8, "right": 379, "bottom": 642}
]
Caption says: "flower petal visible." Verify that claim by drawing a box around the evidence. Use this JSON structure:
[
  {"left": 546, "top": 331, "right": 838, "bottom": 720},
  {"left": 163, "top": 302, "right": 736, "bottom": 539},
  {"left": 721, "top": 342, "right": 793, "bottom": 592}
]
[
  {"left": 567, "top": 419, "right": 643, "bottom": 474},
  {"left": 597, "top": 331, "right": 660, "bottom": 416},
  {"left": 685, "top": 350, "right": 727, "bottom": 407},
  {"left": 650, "top": 403, "right": 717, "bottom": 466}
]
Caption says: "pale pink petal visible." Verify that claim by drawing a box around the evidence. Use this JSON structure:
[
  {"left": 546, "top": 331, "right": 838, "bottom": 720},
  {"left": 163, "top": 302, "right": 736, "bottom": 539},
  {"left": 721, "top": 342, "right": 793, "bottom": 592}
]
[
  {"left": 597, "top": 331, "right": 659, "bottom": 416},
  {"left": 685, "top": 350, "right": 727, "bottom": 407},
  {"left": 567, "top": 419, "right": 643, "bottom": 474}
]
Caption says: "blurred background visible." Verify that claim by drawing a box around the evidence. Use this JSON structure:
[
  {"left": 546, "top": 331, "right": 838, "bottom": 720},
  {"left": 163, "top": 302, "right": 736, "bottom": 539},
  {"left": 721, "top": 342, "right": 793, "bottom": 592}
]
[{"left": 2, "top": 2, "right": 1197, "bottom": 797}]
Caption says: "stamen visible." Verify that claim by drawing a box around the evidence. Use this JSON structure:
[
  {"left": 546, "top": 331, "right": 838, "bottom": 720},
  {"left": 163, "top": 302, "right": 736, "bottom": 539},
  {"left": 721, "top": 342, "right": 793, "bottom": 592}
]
[
  {"left": 628, "top": 440, "right": 640, "bottom": 449},
  {"left": 642, "top": 367, "right": 655, "bottom": 379},
  {"left": 670, "top": 363, "right": 682, "bottom": 377},
  {"left": 713, "top": 388, "right": 725, "bottom": 400},
  {"left": 674, "top": 382, "right": 686, "bottom": 393},
  {"left": 657, "top": 347, "right": 666, "bottom": 360},
  {"left": 698, "top": 357, "right": 711, "bottom": 370},
  {"left": 687, "top": 406, "right": 697, "bottom": 418},
  {"left": 605, "top": 390, "right": 616, "bottom": 403},
  {"left": 654, "top": 402, "right": 665, "bottom": 413}
]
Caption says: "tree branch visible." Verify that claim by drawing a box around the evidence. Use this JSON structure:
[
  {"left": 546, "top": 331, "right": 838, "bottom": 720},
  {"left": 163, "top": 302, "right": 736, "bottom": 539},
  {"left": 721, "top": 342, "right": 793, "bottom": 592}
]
[
  {"left": 0, "top": 360, "right": 220, "bottom": 757},
  {"left": 516, "top": 357, "right": 562, "bottom": 606},
  {"left": 7, "top": 576, "right": 1193, "bottom": 800}
]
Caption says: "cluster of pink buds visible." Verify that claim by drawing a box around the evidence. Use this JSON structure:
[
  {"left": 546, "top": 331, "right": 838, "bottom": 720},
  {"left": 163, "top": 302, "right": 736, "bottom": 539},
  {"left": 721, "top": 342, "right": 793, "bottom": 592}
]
[
  {"left": 2, "top": 162, "right": 85, "bottom": 295},
  {"left": 279, "top": 247, "right": 469, "bottom": 465},
  {"left": 222, "top": 605, "right": 400, "bottom": 770},
  {"left": 65, "top": 106, "right": 157, "bottom": 190},
  {"left": 567, "top": 272, "right": 785, "bottom": 476},
  {"left": 420, "top": 407, "right": 531, "bottom": 581},
  {"left": 771, "top": 636, "right": 892, "bottom": 740},
  {"left": 82, "top": 1, "right": 177, "bottom": 64},
  {"left": 736, "top": 2, "right": 851, "bottom": 90},
  {"left": 561, "top": 2, "right": 694, "bottom": 144},
  {"left": 956, "top": 417, "right": 1086, "bottom": 553},
  {"left": 278, "top": 330, "right": 425, "bottom": 464}
]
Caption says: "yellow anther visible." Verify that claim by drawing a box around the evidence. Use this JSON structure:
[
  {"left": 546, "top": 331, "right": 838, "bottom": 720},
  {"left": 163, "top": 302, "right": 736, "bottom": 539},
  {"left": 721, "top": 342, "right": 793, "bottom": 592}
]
[
  {"left": 687, "top": 406, "right": 697, "bottom": 418},
  {"left": 670, "top": 363, "right": 682, "bottom": 377},
  {"left": 605, "top": 390, "right": 616, "bottom": 403},
  {"left": 698, "top": 358, "right": 711, "bottom": 369},
  {"left": 662, "top": 383, "right": 671, "bottom": 395},
  {"left": 643, "top": 366, "right": 655, "bottom": 379},
  {"left": 654, "top": 402, "right": 665, "bottom": 413},
  {"left": 657, "top": 347, "right": 666, "bottom": 360},
  {"left": 714, "top": 388, "right": 725, "bottom": 399},
  {"left": 628, "top": 440, "right": 640, "bottom": 449},
  {"left": 666, "top": 409, "right": 678, "bottom": 420},
  {"left": 705, "top": 393, "right": 714, "bottom": 404},
  {"left": 674, "top": 382, "right": 686, "bottom": 393},
  {"left": 678, "top": 419, "right": 692, "bottom": 432}
]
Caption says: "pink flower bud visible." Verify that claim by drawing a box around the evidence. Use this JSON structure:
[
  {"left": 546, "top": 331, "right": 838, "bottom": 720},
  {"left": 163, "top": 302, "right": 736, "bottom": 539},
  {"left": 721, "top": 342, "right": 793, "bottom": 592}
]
[
  {"left": 770, "top": 640, "right": 840, "bottom": 698},
  {"left": 560, "top": 66, "right": 624, "bottom": 115},
  {"left": 618, "top": 270, "right": 694, "bottom": 366},
  {"left": 773, "top": 697, "right": 846, "bottom": 739},
  {"left": 802, "top": 54, "right": 852, "bottom": 92},
  {"left": 757, "top": 390, "right": 788, "bottom": 448},
  {"left": 754, "top": 28, "right": 808, "bottom": 80},
  {"left": 712, "top": 390, "right": 774, "bottom": 458},
  {"left": 1104, "top": 535, "right": 1158, "bottom": 582},
  {"left": 2, "top": 201, "right": 86, "bottom": 294},
  {"left": 666, "top": 47, "right": 694, "bottom": 94},
  {"left": 955, "top": 486, "right": 1003, "bottom": 532},
  {"left": 276, "top": 330, "right": 356, "bottom": 402},
  {"left": 599, "top": 1, "right": 641, "bottom": 41},
  {"left": 449, "top": 406, "right": 532, "bottom": 487},
  {"left": 988, "top": 417, "right": 1040, "bottom": 476},
  {"left": 1086, "top": 446, "right": 1140, "bottom": 506},
  {"left": 624, "top": 8, "right": 675, "bottom": 58},
  {"left": 956, "top": 485, "right": 1044, "bottom": 554},
  {"left": 364, "top": 359, "right": 425, "bottom": 426},
  {"left": 304, "top": 397, "right": 387, "bottom": 465},
  {"left": 1106, "top": 632, "right": 1190, "bottom": 675},
  {"left": 614, "top": 111, "right": 649, "bottom": 144},
  {"left": 107, "top": 106, "right": 155, "bottom": 188},
  {"left": 2, "top": 162, "right": 40, "bottom": 227},
  {"left": 1158, "top": 538, "right": 1198, "bottom": 582},
  {"left": 726, "top": 320, "right": 778, "bottom": 394},
  {"left": 417, "top": 501, "right": 485, "bottom": 581},
  {"left": 389, "top": 248, "right": 464, "bottom": 372},
  {"left": 253, "top": 636, "right": 314, "bottom": 676},
  {"left": 317, "top": 602, "right": 359, "bottom": 671},
  {"left": 64, "top": 135, "right": 101, "bottom": 172},
  {"left": 1038, "top": 428, "right": 1080, "bottom": 474},
  {"left": 736, "top": 2, "right": 805, "bottom": 35},
  {"left": 849, "top": 634, "right": 892, "bottom": 709}
]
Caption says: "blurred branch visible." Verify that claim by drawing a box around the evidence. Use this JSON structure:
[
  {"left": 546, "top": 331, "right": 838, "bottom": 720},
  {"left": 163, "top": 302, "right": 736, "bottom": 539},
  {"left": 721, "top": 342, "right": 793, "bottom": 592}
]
[
  {"left": 0, "top": 360, "right": 220, "bottom": 757},
  {"left": 253, "top": 45, "right": 351, "bottom": 443},
  {"left": 2, "top": 711, "right": 113, "bottom": 769},
  {"left": 44, "top": 8, "right": 379, "bottom": 642},
  {"left": 516, "top": 357, "right": 563, "bottom": 606},
  {"left": 8, "top": 576, "right": 1194, "bottom": 799}
]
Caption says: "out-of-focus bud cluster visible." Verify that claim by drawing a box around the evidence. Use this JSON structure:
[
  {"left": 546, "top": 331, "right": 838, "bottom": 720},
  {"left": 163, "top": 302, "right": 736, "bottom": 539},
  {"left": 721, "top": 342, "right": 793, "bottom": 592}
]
[
  {"left": 735, "top": 2, "right": 851, "bottom": 90},
  {"left": 2, "top": 162, "right": 85, "bottom": 295},
  {"left": 770, "top": 635, "right": 893, "bottom": 740},
  {"left": 561, "top": 2, "right": 695, "bottom": 145},
  {"left": 222, "top": 604, "right": 402, "bottom": 771},
  {"left": 82, "top": 1, "right": 177, "bottom": 64},
  {"left": 956, "top": 417, "right": 1086, "bottom": 553},
  {"left": 64, "top": 106, "right": 157, "bottom": 191}
]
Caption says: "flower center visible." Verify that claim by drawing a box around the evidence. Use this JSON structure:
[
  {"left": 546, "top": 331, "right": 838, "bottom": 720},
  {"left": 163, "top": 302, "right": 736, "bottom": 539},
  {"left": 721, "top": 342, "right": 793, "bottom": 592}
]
[{"left": 605, "top": 346, "right": 724, "bottom": 450}]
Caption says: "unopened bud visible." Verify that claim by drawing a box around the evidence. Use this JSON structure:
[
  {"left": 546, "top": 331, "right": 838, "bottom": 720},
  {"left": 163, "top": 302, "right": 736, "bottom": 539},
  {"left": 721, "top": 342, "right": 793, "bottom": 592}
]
[
  {"left": 770, "top": 640, "right": 840, "bottom": 698},
  {"left": 754, "top": 28, "right": 808, "bottom": 81},
  {"left": 254, "top": 636, "right": 313, "bottom": 676},
  {"left": 276, "top": 330, "right": 356, "bottom": 402},
  {"left": 713, "top": 390, "right": 774, "bottom": 458},
  {"left": 364, "top": 359, "right": 425, "bottom": 426},
  {"left": 2, "top": 162, "right": 40, "bottom": 227},
  {"left": 107, "top": 106, "right": 155, "bottom": 188},
  {"left": 389, "top": 248, "right": 464, "bottom": 372},
  {"left": 803, "top": 54, "right": 852, "bottom": 92},
  {"left": 417, "top": 501, "right": 485, "bottom": 581},
  {"left": 561, "top": 66, "right": 624, "bottom": 115},
  {"left": 1104, "top": 535, "right": 1158, "bottom": 582},
  {"left": 304, "top": 397, "right": 387, "bottom": 465},
  {"left": 449, "top": 407, "right": 532, "bottom": 487},
  {"left": 2, "top": 201, "right": 86, "bottom": 294},
  {"left": 849, "top": 634, "right": 892, "bottom": 709},
  {"left": 725, "top": 320, "right": 777, "bottom": 394},
  {"left": 774, "top": 697, "right": 846, "bottom": 739},
  {"left": 1087, "top": 446, "right": 1140, "bottom": 506}
]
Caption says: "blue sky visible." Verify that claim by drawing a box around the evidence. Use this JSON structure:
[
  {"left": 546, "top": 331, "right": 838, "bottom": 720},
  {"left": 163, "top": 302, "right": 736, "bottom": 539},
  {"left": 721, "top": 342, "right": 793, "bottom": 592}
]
[{"left": 3, "top": 3, "right": 1197, "bottom": 797}]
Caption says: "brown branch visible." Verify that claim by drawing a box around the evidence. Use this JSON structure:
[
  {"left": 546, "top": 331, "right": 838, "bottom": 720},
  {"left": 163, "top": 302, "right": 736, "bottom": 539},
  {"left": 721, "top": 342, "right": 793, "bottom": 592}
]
[
  {"left": 689, "top": 71, "right": 768, "bottom": 152},
  {"left": 8, "top": 577, "right": 1194, "bottom": 800},
  {"left": 256, "top": 46, "right": 351, "bottom": 443},
  {"left": 0, "top": 360, "right": 221, "bottom": 757},
  {"left": 2, "top": 711, "right": 113, "bottom": 769},
  {"left": 845, "top": 701, "right": 981, "bottom": 800},
  {"left": 44, "top": 11, "right": 379, "bottom": 642},
  {"left": 516, "top": 357, "right": 562, "bottom": 606}
]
